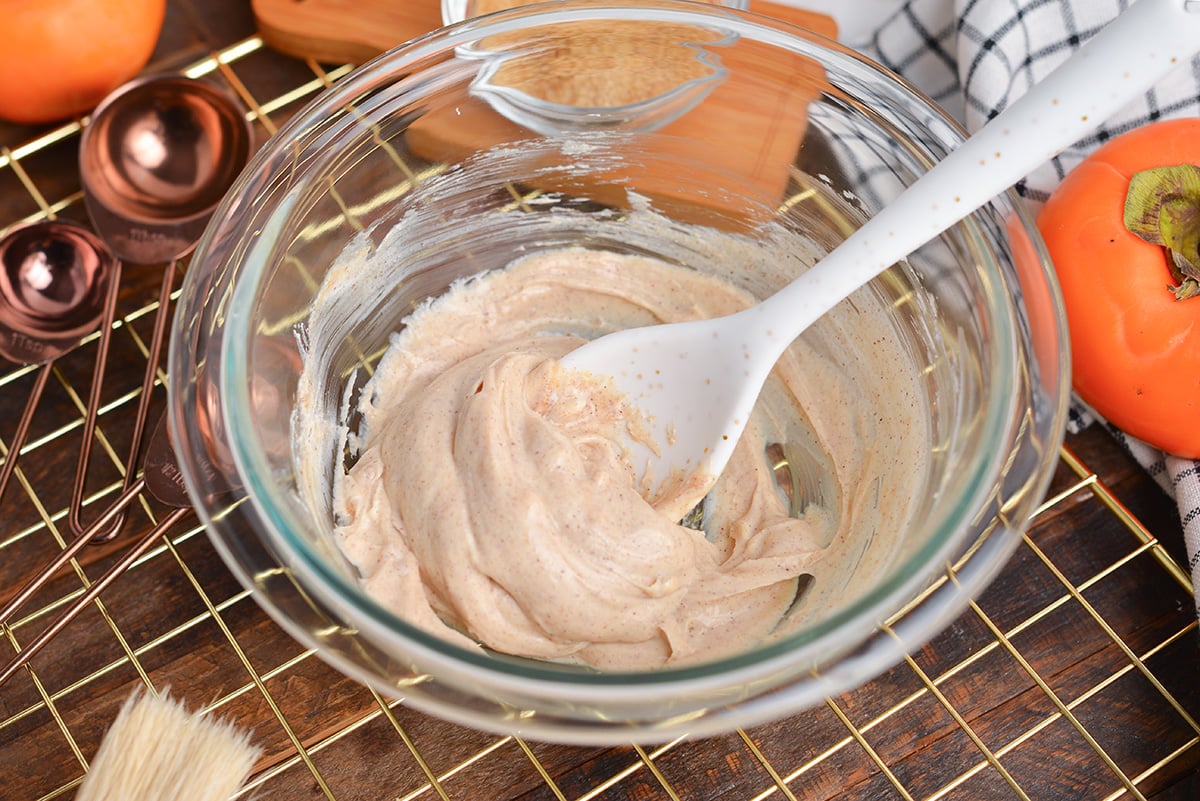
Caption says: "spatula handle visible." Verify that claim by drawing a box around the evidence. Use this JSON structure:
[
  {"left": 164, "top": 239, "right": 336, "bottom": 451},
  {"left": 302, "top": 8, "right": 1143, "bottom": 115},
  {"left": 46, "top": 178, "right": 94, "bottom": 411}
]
[{"left": 766, "top": 0, "right": 1200, "bottom": 333}]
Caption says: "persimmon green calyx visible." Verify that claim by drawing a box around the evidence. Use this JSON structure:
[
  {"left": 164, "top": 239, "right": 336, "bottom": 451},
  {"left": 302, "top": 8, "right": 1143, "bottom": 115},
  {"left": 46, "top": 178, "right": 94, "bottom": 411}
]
[{"left": 1124, "top": 164, "right": 1200, "bottom": 301}]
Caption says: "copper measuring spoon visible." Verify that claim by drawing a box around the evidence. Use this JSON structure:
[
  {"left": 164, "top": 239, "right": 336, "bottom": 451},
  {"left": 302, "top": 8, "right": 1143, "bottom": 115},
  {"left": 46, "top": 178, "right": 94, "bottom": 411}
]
[
  {"left": 0, "top": 219, "right": 118, "bottom": 501},
  {"left": 73, "top": 73, "right": 252, "bottom": 531},
  {"left": 0, "top": 76, "right": 251, "bottom": 685}
]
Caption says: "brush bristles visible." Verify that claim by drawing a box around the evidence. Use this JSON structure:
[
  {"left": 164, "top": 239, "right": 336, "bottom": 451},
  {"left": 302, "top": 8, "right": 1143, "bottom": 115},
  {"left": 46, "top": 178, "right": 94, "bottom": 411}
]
[{"left": 77, "top": 689, "right": 260, "bottom": 801}]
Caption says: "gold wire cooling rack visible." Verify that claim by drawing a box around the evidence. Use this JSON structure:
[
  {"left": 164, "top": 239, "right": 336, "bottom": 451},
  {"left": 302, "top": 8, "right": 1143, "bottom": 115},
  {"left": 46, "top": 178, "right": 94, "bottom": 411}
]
[{"left": 3, "top": 9, "right": 1200, "bottom": 801}]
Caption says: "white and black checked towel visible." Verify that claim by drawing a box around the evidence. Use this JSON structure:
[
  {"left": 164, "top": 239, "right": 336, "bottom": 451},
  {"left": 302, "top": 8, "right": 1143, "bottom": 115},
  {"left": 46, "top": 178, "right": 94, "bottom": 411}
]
[{"left": 815, "top": 0, "right": 1200, "bottom": 616}]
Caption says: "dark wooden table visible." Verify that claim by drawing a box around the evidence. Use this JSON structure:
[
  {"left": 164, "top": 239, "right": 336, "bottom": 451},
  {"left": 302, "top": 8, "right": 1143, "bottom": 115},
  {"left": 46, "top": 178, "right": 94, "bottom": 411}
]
[{"left": 1, "top": 2, "right": 1198, "bottom": 799}]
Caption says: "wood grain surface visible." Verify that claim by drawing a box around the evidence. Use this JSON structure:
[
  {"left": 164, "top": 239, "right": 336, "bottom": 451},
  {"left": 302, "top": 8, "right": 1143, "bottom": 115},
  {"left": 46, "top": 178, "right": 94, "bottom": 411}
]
[
  {"left": 255, "top": 0, "right": 838, "bottom": 217},
  {"left": 1, "top": 2, "right": 1199, "bottom": 800}
]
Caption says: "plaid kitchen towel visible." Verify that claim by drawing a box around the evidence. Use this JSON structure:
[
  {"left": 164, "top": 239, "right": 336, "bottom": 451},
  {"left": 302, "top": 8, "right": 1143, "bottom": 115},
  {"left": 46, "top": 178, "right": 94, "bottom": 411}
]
[{"left": 841, "top": 0, "right": 1200, "bottom": 614}]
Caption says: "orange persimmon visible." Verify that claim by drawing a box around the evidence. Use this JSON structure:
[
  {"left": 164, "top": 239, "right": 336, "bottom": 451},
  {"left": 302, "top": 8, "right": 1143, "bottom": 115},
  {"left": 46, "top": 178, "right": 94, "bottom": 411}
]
[
  {"left": 1037, "top": 117, "right": 1200, "bottom": 457},
  {"left": 0, "top": 0, "right": 167, "bottom": 125}
]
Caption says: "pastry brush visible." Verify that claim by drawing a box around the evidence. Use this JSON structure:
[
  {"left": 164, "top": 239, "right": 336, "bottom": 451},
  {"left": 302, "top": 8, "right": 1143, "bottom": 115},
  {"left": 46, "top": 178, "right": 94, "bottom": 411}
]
[{"left": 76, "top": 688, "right": 260, "bottom": 801}]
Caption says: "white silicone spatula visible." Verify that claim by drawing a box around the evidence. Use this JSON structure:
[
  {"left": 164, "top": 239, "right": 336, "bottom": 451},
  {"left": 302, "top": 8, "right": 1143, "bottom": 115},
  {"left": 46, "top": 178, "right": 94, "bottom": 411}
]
[{"left": 560, "top": 0, "right": 1200, "bottom": 498}]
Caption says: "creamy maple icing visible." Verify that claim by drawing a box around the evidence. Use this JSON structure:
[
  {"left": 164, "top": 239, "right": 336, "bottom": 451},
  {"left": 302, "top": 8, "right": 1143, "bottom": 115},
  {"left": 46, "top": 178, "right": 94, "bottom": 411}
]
[{"left": 318, "top": 245, "right": 930, "bottom": 670}]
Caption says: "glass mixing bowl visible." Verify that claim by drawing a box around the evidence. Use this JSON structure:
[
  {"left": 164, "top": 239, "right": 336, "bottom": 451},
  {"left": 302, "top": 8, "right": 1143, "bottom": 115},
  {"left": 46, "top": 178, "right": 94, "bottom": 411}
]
[{"left": 168, "top": 0, "right": 1070, "bottom": 745}]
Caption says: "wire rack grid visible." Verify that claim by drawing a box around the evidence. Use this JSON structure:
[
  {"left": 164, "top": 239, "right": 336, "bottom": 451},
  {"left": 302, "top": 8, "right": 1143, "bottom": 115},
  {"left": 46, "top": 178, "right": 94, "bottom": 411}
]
[{"left": 1, "top": 10, "right": 1200, "bottom": 801}]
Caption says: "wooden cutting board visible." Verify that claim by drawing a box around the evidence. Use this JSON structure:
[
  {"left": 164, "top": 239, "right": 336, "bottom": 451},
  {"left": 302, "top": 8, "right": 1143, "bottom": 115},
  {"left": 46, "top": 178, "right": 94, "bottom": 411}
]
[
  {"left": 253, "top": 0, "right": 836, "bottom": 66},
  {"left": 252, "top": 0, "right": 838, "bottom": 215}
]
